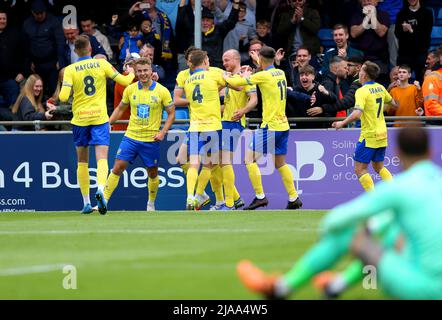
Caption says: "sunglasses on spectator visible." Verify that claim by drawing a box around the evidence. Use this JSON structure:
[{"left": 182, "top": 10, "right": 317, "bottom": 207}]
[{"left": 347, "top": 64, "right": 359, "bottom": 67}]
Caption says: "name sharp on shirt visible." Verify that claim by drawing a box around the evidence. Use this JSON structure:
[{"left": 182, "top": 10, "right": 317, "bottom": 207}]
[
  {"left": 368, "top": 86, "right": 383, "bottom": 94},
  {"left": 75, "top": 62, "right": 101, "bottom": 72}
]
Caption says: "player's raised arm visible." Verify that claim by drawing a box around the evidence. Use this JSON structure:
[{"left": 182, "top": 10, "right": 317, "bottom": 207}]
[{"left": 103, "top": 59, "right": 135, "bottom": 87}]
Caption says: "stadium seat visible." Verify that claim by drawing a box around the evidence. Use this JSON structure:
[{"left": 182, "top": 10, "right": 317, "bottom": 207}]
[
  {"left": 163, "top": 107, "right": 189, "bottom": 130},
  {"left": 437, "top": 8, "right": 442, "bottom": 25},
  {"left": 317, "top": 28, "right": 334, "bottom": 50},
  {"left": 430, "top": 26, "right": 442, "bottom": 46}
]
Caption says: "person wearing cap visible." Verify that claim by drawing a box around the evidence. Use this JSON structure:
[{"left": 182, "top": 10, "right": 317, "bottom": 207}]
[
  {"left": 201, "top": 1, "right": 240, "bottom": 69},
  {"left": 22, "top": 0, "right": 65, "bottom": 97}
]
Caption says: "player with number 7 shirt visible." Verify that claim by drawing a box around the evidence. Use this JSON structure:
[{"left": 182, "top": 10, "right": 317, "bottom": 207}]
[
  {"left": 59, "top": 35, "right": 135, "bottom": 215},
  {"left": 332, "top": 61, "right": 399, "bottom": 192}
]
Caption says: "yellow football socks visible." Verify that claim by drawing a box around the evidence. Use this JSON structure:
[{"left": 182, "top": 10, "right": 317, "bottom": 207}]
[
  {"left": 379, "top": 167, "right": 393, "bottom": 181},
  {"left": 196, "top": 166, "right": 211, "bottom": 196},
  {"left": 97, "top": 159, "right": 109, "bottom": 191},
  {"left": 186, "top": 167, "right": 198, "bottom": 198},
  {"left": 210, "top": 165, "right": 224, "bottom": 203},
  {"left": 77, "top": 162, "right": 90, "bottom": 200},
  {"left": 222, "top": 165, "right": 235, "bottom": 208},
  {"left": 359, "top": 173, "right": 375, "bottom": 192},
  {"left": 104, "top": 171, "right": 120, "bottom": 201},
  {"left": 278, "top": 165, "right": 298, "bottom": 200},
  {"left": 148, "top": 176, "right": 160, "bottom": 203},
  {"left": 181, "top": 163, "right": 189, "bottom": 175},
  {"left": 246, "top": 163, "right": 264, "bottom": 197}
]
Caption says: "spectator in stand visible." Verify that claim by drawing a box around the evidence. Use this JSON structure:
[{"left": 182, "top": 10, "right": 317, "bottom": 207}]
[
  {"left": 128, "top": 0, "right": 175, "bottom": 63},
  {"left": 11, "top": 74, "right": 56, "bottom": 131},
  {"left": 60, "top": 24, "right": 107, "bottom": 69},
  {"left": 321, "top": 56, "right": 349, "bottom": 118},
  {"left": 286, "top": 46, "right": 320, "bottom": 88},
  {"left": 377, "top": 0, "right": 403, "bottom": 68},
  {"left": 387, "top": 64, "right": 424, "bottom": 127},
  {"left": 422, "top": 47, "right": 442, "bottom": 118},
  {"left": 176, "top": 0, "right": 196, "bottom": 71},
  {"left": 22, "top": 0, "right": 65, "bottom": 97},
  {"left": 292, "top": 65, "right": 336, "bottom": 128},
  {"left": 424, "top": 50, "right": 439, "bottom": 78},
  {"left": 0, "top": 9, "right": 24, "bottom": 123},
  {"left": 140, "top": 44, "right": 165, "bottom": 80},
  {"left": 387, "top": 65, "right": 400, "bottom": 91},
  {"left": 80, "top": 15, "right": 114, "bottom": 62},
  {"left": 138, "top": 18, "right": 162, "bottom": 65},
  {"left": 350, "top": 0, "right": 390, "bottom": 85},
  {"left": 307, "top": 55, "right": 365, "bottom": 119},
  {"left": 321, "top": 24, "right": 363, "bottom": 75},
  {"left": 156, "top": 0, "right": 182, "bottom": 31},
  {"left": 118, "top": 22, "right": 143, "bottom": 68},
  {"left": 276, "top": 0, "right": 321, "bottom": 57},
  {"left": 216, "top": 0, "right": 256, "bottom": 26},
  {"left": 255, "top": 19, "right": 273, "bottom": 47},
  {"left": 395, "top": 0, "right": 433, "bottom": 84},
  {"left": 241, "top": 39, "right": 262, "bottom": 71},
  {"left": 224, "top": 2, "right": 256, "bottom": 62},
  {"left": 201, "top": 3, "right": 240, "bottom": 69}
]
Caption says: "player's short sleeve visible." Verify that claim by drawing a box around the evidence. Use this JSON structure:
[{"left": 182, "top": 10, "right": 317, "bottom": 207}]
[
  {"left": 175, "top": 71, "right": 186, "bottom": 89},
  {"left": 102, "top": 59, "right": 120, "bottom": 80},
  {"left": 354, "top": 88, "right": 366, "bottom": 112},
  {"left": 249, "top": 71, "right": 267, "bottom": 85},
  {"left": 62, "top": 66, "right": 73, "bottom": 87},
  {"left": 160, "top": 86, "right": 174, "bottom": 108},
  {"left": 212, "top": 70, "right": 227, "bottom": 88},
  {"left": 245, "top": 83, "right": 257, "bottom": 94},
  {"left": 121, "top": 85, "right": 132, "bottom": 105}
]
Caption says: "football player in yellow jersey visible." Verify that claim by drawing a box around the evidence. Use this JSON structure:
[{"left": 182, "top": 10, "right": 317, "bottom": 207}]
[
  {"left": 174, "top": 47, "right": 227, "bottom": 210},
  {"left": 216, "top": 49, "right": 257, "bottom": 209},
  {"left": 332, "top": 61, "right": 398, "bottom": 191},
  {"left": 183, "top": 50, "right": 229, "bottom": 210},
  {"left": 59, "top": 35, "right": 135, "bottom": 215},
  {"left": 101, "top": 58, "right": 175, "bottom": 212},
  {"left": 224, "top": 46, "right": 302, "bottom": 210}
]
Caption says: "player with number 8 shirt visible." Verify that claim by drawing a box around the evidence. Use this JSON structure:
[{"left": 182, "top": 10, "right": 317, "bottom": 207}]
[{"left": 59, "top": 35, "right": 135, "bottom": 215}]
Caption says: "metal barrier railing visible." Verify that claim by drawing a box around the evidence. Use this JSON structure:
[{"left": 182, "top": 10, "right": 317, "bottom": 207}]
[{"left": 1, "top": 116, "right": 441, "bottom": 130}]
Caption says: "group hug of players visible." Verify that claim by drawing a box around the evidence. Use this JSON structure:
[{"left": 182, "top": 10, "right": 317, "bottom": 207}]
[{"left": 60, "top": 34, "right": 395, "bottom": 214}]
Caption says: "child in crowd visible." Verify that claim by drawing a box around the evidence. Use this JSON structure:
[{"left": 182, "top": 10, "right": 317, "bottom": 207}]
[
  {"left": 387, "top": 65, "right": 424, "bottom": 126},
  {"left": 119, "top": 23, "right": 143, "bottom": 69}
]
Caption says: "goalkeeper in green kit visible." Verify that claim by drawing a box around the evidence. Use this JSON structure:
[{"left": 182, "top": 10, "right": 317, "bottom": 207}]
[{"left": 238, "top": 127, "right": 442, "bottom": 300}]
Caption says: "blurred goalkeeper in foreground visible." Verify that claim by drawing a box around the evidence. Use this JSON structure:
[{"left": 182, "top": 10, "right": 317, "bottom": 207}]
[{"left": 238, "top": 127, "right": 442, "bottom": 299}]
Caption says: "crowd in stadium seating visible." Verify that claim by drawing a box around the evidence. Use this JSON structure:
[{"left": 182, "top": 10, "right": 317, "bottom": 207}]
[{"left": 0, "top": 0, "right": 441, "bottom": 131}]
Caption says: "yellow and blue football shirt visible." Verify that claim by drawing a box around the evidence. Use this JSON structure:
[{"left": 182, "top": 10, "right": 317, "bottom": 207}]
[
  {"left": 223, "top": 74, "right": 256, "bottom": 127},
  {"left": 354, "top": 81, "right": 393, "bottom": 148},
  {"left": 175, "top": 67, "right": 224, "bottom": 90},
  {"left": 225, "top": 66, "right": 289, "bottom": 131},
  {"left": 184, "top": 68, "right": 226, "bottom": 132},
  {"left": 121, "top": 81, "right": 173, "bottom": 142},
  {"left": 60, "top": 56, "right": 135, "bottom": 126}
]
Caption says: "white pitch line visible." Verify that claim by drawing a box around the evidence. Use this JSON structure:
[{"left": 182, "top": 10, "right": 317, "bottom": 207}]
[
  {"left": 0, "top": 227, "right": 316, "bottom": 235},
  {"left": 0, "top": 264, "right": 69, "bottom": 276}
]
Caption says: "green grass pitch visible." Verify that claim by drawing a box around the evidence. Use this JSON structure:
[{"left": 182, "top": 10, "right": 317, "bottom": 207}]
[{"left": 0, "top": 211, "right": 386, "bottom": 300}]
